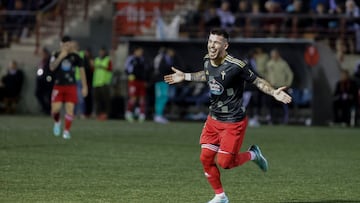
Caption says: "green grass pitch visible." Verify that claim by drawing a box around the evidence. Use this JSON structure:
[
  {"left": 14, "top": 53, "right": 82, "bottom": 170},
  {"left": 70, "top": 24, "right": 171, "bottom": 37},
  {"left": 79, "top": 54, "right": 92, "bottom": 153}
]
[{"left": 0, "top": 115, "right": 359, "bottom": 203}]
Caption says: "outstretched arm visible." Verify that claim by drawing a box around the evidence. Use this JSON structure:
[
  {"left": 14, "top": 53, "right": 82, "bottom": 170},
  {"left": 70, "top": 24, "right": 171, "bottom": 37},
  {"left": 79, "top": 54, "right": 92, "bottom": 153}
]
[
  {"left": 253, "top": 77, "right": 292, "bottom": 104},
  {"left": 164, "top": 67, "right": 206, "bottom": 84}
]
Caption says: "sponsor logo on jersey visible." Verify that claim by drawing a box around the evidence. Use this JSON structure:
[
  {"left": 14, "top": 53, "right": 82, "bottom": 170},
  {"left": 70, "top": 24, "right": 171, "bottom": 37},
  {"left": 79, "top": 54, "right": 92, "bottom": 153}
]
[
  {"left": 208, "top": 78, "right": 224, "bottom": 95},
  {"left": 61, "top": 59, "right": 72, "bottom": 71}
]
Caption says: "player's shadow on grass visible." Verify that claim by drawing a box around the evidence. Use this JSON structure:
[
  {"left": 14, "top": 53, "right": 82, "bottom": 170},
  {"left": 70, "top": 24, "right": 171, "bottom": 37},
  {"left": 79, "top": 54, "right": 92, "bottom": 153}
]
[{"left": 280, "top": 200, "right": 360, "bottom": 203}]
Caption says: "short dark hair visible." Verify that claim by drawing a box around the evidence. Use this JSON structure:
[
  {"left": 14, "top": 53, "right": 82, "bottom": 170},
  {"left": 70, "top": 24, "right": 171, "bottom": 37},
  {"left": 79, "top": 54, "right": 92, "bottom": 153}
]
[
  {"left": 61, "top": 35, "right": 72, "bottom": 43},
  {"left": 210, "top": 29, "right": 229, "bottom": 42}
]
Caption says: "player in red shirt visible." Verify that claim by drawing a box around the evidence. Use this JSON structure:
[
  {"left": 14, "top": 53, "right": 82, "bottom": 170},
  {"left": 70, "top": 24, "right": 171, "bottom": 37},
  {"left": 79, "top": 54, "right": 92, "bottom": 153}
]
[
  {"left": 165, "top": 29, "right": 292, "bottom": 203},
  {"left": 49, "top": 36, "right": 88, "bottom": 139}
]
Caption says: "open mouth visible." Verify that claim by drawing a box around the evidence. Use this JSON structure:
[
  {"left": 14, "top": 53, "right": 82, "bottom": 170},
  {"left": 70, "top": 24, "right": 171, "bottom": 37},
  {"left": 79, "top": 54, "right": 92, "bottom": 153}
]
[{"left": 209, "top": 49, "right": 217, "bottom": 57}]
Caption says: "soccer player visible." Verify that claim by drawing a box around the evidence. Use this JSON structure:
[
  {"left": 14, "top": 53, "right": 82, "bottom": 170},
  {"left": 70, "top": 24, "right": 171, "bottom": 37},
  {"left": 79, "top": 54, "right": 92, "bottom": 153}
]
[
  {"left": 49, "top": 36, "right": 88, "bottom": 139},
  {"left": 124, "top": 46, "right": 147, "bottom": 122},
  {"left": 164, "top": 29, "right": 292, "bottom": 203}
]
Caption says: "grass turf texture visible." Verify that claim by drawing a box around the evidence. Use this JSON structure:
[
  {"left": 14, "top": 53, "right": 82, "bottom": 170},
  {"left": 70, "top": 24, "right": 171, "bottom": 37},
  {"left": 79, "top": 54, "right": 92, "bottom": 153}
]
[{"left": 0, "top": 116, "right": 359, "bottom": 203}]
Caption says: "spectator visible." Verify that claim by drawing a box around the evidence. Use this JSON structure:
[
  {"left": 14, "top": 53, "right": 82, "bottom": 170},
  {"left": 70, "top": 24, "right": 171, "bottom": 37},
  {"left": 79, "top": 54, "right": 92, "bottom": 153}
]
[
  {"left": 265, "top": 49, "right": 294, "bottom": 124},
  {"left": 244, "top": 49, "right": 262, "bottom": 127},
  {"left": 346, "top": 0, "right": 360, "bottom": 19},
  {"left": 252, "top": 47, "right": 269, "bottom": 122},
  {"left": 80, "top": 48, "right": 94, "bottom": 118},
  {"left": 286, "top": 0, "right": 311, "bottom": 32},
  {"left": 272, "top": 0, "right": 292, "bottom": 10},
  {"left": 35, "top": 47, "right": 53, "bottom": 114},
  {"left": 353, "top": 63, "right": 360, "bottom": 124},
  {"left": 153, "top": 48, "right": 181, "bottom": 124},
  {"left": 313, "top": 3, "right": 330, "bottom": 31},
  {"left": 1, "top": 60, "right": 24, "bottom": 114},
  {"left": 125, "top": 46, "right": 148, "bottom": 122},
  {"left": 216, "top": 1, "right": 235, "bottom": 32},
  {"left": 154, "top": 11, "right": 182, "bottom": 40},
  {"left": 332, "top": 69, "right": 358, "bottom": 126},
  {"left": 248, "top": 1, "right": 262, "bottom": 36},
  {"left": 345, "top": 0, "right": 360, "bottom": 53},
  {"left": 153, "top": 47, "right": 167, "bottom": 123},
  {"left": 203, "top": 6, "right": 221, "bottom": 33},
  {"left": 253, "top": 47, "right": 269, "bottom": 79},
  {"left": 6, "top": 0, "right": 28, "bottom": 42},
  {"left": 263, "top": 0, "right": 283, "bottom": 37},
  {"left": 234, "top": 0, "right": 251, "bottom": 34},
  {"left": 92, "top": 47, "right": 113, "bottom": 121},
  {"left": 72, "top": 41, "right": 86, "bottom": 119},
  {"left": 310, "top": 0, "right": 329, "bottom": 12}
]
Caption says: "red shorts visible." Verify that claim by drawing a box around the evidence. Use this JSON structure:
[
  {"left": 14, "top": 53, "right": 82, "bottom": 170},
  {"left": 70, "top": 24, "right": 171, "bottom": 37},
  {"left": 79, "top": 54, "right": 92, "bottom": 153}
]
[
  {"left": 200, "top": 116, "right": 248, "bottom": 154},
  {"left": 128, "top": 80, "right": 146, "bottom": 97},
  {"left": 51, "top": 85, "right": 78, "bottom": 103}
]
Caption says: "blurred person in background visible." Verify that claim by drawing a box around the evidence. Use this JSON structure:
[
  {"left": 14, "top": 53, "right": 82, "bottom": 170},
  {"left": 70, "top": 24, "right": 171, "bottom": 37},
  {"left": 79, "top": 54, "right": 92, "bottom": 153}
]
[
  {"left": 81, "top": 48, "right": 94, "bottom": 118},
  {"left": 92, "top": 47, "right": 113, "bottom": 121},
  {"left": 125, "top": 46, "right": 147, "bottom": 122},
  {"left": 72, "top": 41, "right": 86, "bottom": 119},
  {"left": 216, "top": 1, "right": 235, "bottom": 32},
  {"left": 153, "top": 48, "right": 179, "bottom": 124},
  {"left": 265, "top": 49, "right": 293, "bottom": 124},
  {"left": 332, "top": 69, "right": 358, "bottom": 126},
  {"left": 35, "top": 47, "right": 53, "bottom": 115},
  {"left": 263, "top": 0, "right": 283, "bottom": 37},
  {"left": 49, "top": 36, "right": 88, "bottom": 139},
  {"left": 203, "top": 6, "right": 221, "bottom": 33},
  {"left": 5, "top": 0, "right": 28, "bottom": 42},
  {"left": 345, "top": 0, "right": 360, "bottom": 53},
  {"left": 354, "top": 63, "right": 360, "bottom": 125},
  {"left": 0, "top": 60, "right": 24, "bottom": 114}
]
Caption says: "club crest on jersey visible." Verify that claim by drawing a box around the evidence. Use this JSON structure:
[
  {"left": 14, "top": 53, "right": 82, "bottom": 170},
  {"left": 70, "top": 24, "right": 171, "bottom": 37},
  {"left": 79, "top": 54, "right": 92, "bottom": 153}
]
[
  {"left": 61, "top": 59, "right": 71, "bottom": 71},
  {"left": 221, "top": 71, "right": 226, "bottom": 80},
  {"left": 208, "top": 78, "right": 224, "bottom": 95}
]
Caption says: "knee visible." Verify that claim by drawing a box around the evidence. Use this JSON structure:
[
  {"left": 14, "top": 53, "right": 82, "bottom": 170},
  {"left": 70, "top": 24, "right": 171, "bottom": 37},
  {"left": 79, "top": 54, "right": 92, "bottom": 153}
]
[
  {"left": 200, "top": 151, "right": 214, "bottom": 166},
  {"left": 217, "top": 154, "right": 233, "bottom": 169}
]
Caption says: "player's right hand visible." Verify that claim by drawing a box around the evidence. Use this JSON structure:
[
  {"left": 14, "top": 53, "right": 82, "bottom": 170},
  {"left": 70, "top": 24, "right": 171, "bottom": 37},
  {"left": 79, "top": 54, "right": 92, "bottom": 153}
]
[{"left": 164, "top": 67, "right": 185, "bottom": 84}]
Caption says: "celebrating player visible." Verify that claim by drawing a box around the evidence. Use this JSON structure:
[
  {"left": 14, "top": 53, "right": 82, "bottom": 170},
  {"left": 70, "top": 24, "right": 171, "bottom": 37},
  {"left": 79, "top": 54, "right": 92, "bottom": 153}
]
[
  {"left": 49, "top": 36, "right": 88, "bottom": 139},
  {"left": 164, "top": 29, "right": 292, "bottom": 203}
]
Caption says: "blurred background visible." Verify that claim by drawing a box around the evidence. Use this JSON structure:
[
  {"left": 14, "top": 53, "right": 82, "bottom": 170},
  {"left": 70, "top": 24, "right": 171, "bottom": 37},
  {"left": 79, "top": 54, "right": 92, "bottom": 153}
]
[{"left": 0, "top": 0, "right": 359, "bottom": 127}]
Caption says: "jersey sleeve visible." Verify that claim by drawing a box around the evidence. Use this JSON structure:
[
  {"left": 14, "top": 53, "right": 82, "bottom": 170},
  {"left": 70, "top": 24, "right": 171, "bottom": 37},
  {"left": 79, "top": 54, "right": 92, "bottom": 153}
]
[{"left": 240, "top": 63, "right": 257, "bottom": 83}]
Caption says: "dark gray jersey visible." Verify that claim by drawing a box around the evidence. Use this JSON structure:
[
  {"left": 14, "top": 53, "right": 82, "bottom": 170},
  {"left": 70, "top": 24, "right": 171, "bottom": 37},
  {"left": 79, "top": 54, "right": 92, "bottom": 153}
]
[{"left": 204, "top": 54, "right": 257, "bottom": 122}]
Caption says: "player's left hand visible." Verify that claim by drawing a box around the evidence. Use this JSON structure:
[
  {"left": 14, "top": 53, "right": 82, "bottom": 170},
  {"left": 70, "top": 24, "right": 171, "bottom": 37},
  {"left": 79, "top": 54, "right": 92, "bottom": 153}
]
[
  {"left": 273, "top": 86, "right": 292, "bottom": 104},
  {"left": 81, "top": 86, "right": 88, "bottom": 97}
]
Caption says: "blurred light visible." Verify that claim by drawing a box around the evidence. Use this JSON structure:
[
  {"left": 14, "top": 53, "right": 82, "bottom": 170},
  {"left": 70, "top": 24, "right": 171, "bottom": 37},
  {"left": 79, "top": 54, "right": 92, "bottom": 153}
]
[
  {"left": 46, "top": 76, "right": 52, "bottom": 82},
  {"left": 37, "top": 69, "right": 43, "bottom": 76}
]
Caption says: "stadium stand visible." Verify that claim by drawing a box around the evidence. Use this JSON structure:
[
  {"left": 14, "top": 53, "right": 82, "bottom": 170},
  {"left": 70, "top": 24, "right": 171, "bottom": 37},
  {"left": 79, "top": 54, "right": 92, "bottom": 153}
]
[{"left": 0, "top": 0, "right": 359, "bottom": 126}]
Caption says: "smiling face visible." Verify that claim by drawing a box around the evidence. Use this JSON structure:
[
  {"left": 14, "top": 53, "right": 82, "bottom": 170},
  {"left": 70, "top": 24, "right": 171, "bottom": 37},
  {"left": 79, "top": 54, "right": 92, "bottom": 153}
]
[{"left": 207, "top": 34, "right": 228, "bottom": 61}]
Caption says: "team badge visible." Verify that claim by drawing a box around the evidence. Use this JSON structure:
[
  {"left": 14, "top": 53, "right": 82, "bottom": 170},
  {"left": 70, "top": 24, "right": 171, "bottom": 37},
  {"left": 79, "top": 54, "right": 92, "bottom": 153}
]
[{"left": 221, "top": 71, "right": 226, "bottom": 80}]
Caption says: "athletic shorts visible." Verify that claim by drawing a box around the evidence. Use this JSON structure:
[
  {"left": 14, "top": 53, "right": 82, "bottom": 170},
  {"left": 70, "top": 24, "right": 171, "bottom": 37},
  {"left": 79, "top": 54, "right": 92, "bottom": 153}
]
[
  {"left": 51, "top": 85, "right": 78, "bottom": 103},
  {"left": 128, "top": 80, "right": 146, "bottom": 97},
  {"left": 200, "top": 116, "right": 248, "bottom": 154}
]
